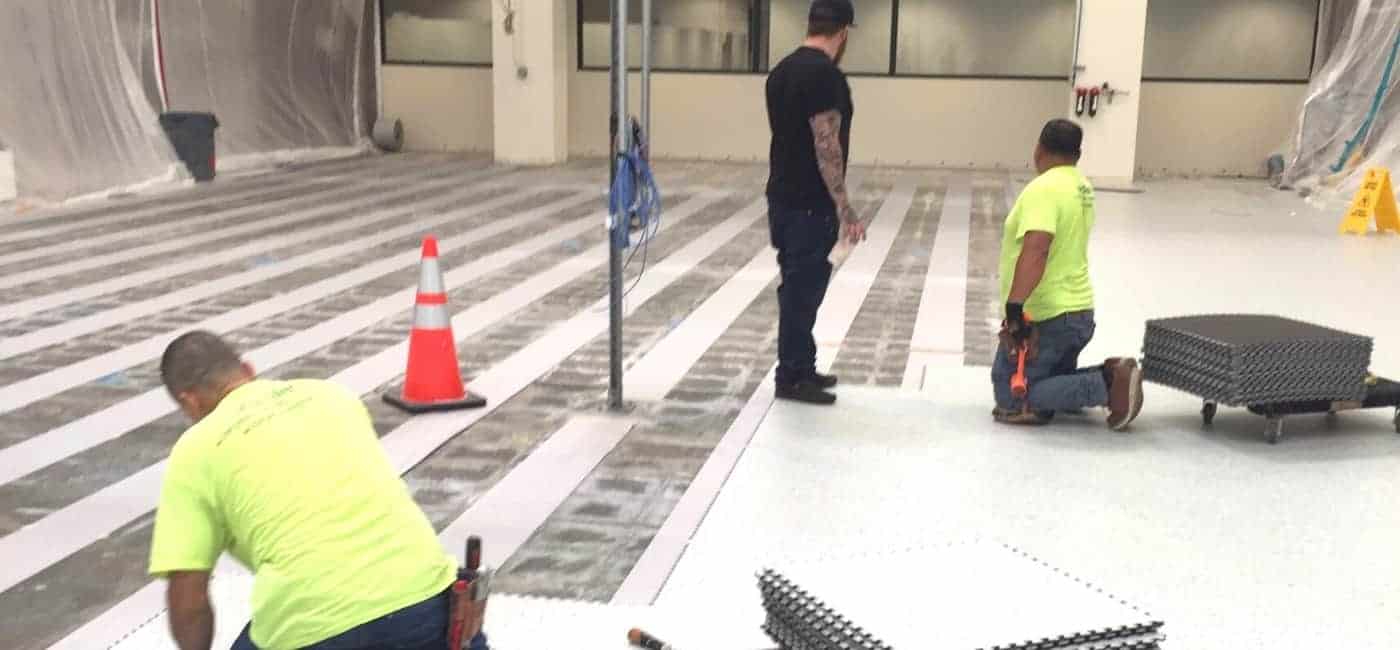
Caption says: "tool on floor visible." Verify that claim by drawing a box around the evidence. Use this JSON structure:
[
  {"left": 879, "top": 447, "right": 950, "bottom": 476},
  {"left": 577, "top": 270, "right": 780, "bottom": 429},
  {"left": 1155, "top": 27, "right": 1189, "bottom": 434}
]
[
  {"left": 449, "top": 535, "right": 493, "bottom": 649},
  {"left": 628, "top": 627, "right": 674, "bottom": 649},
  {"left": 384, "top": 236, "right": 487, "bottom": 414}
]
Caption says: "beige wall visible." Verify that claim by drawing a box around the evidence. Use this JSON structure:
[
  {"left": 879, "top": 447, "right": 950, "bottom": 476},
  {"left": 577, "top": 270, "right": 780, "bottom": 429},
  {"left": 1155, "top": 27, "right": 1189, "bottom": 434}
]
[
  {"left": 1136, "top": 82, "right": 1305, "bottom": 177},
  {"left": 382, "top": 65, "right": 494, "bottom": 152},
  {"left": 380, "top": 64, "right": 1301, "bottom": 176},
  {"left": 570, "top": 70, "right": 1063, "bottom": 169}
]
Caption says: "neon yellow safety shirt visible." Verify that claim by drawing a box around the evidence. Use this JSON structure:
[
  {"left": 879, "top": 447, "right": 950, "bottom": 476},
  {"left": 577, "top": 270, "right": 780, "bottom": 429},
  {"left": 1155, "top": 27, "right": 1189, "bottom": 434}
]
[
  {"left": 149, "top": 379, "right": 456, "bottom": 650},
  {"left": 998, "top": 164, "right": 1096, "bottom": 321}
]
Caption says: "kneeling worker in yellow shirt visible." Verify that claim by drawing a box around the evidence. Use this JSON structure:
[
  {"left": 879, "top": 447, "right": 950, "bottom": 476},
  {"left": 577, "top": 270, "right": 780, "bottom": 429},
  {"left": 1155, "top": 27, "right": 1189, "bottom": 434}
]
[
  {"left": 150, "top": 331, "right": 457, "bottom": 650},
  {"left": 992, "top": 119, "right": 1143, "bottom": 430}
]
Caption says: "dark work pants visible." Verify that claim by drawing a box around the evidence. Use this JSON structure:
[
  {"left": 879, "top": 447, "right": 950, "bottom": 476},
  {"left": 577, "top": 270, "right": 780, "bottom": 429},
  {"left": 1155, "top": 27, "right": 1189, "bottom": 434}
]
[
  {"left": 768, "top": 200, "right": 840, "bottom": 387},
  {"left": 231, "top": 589, "right": 450, "bottom": 650}
]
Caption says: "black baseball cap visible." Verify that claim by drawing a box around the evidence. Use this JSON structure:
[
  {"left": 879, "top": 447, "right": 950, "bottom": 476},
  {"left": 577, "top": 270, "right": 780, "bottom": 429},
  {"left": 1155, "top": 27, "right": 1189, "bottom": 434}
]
[{"left": 809, "top": 0, "right": 856, "bottom": 27}]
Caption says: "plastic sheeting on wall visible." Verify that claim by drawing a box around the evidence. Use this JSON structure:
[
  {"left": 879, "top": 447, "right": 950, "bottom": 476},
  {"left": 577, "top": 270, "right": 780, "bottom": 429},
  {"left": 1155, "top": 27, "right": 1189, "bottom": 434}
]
[
  {"left": 0, "top": 1, "right": 181, "bottom": 203},
  {"left": 0, "top": 1, "right": 374, "bottom": 204},
  {"left": 157, "top": 1, "right": 372, "bottom": 173},
  {"left": 1280, "top": 0, "right": 1400, "bottom": 199}
]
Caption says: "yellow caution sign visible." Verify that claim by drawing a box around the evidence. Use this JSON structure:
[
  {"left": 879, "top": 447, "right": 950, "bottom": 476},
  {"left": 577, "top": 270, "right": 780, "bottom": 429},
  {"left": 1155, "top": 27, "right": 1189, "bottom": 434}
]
[{"left": 1339, "top": 167, "right": 1400, "bottom": 235}]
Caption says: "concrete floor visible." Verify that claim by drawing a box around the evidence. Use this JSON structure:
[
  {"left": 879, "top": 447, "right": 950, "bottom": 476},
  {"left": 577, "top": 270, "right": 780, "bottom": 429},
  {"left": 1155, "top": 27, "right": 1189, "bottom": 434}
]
[{"left": 1, "top": 153, "right": 1397, "bottom": 649}]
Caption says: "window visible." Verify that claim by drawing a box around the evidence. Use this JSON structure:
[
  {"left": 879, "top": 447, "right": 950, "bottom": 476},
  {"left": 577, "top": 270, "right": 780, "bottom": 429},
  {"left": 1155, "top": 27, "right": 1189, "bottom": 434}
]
[
  {"left": 382, "top": 0, "right": 493, "bottom": 65},
  {"left": 575, "top": 0, "right": 1082, "bottom": 78},
  {"left": 1143, "top": 0, "right": 1319, "bottom": 81},
  {"left": 579, "top": 0, "right": 756, "bottom": 71},
  {"left": 894, "top": 0, "right": 1075, "bottom": 78},
  {"left": 765, "top": 0, "right": 891, "bottom": 75}
]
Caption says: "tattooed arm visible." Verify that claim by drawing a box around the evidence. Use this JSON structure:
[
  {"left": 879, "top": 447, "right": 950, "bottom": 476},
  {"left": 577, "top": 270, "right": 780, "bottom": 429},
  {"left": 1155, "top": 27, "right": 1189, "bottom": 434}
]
[{"left": 810, "top": 109, "right": 857, "bottom": 226}]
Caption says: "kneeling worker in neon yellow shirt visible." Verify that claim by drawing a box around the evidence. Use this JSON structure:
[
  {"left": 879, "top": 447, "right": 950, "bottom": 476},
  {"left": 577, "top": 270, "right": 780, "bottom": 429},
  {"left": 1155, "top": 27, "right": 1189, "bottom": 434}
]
[
  {"left": 992, "top": 119, "right": 1143, "bottom": 430},
  {"left": 150, "top": 331, "right": 457, "bottom": 650}
]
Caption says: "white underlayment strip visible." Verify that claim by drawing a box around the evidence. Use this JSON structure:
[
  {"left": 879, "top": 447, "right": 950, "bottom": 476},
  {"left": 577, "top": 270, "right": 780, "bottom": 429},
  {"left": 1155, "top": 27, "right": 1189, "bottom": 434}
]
[
  {"left": 3, "top": 192, "right": 728, "bottom": 597},
  {"left": 0, "top": 183, "right": 567, "bottom": 359},
  {"left": 623, "top": 250, "right": 776, "bottom": 402},
  {"left": 0, "top": 153, "right": 420, "bottom": 241},
  {"left": 0, "top": 170, "right": 487, "bottom": 305},
  {"left": 903, "top": 172, "right": 972, "bottom": 388},
  {"left": 0, "top": 191, "right": 597, "bottom": 485},
  {"left": 0, "top": 170, "right": 500, "bottom": 320},
  {"left": 92, "top": 416, "right": 638, "bottom": 650},
  {"left": 0, "top": 158, "right": 476, "bottom": 282},
  {"left": 435, "top": 416, "right": 636, "bottom": 567},
  {"left": 619, "top": 170, "right": 867, "bottom": 403},
  {"left": 49, "top": 192, "right": 753, "bottom": 649},
  {"left": 614, "top": 176, "right": 892, "bottom": 606},
  {"left": 0, "top": 185, "right": 557, "bottom": 416},
  {"left": 813, "top": 176, "right": 918, "bottom": 373},
  {"left": 612, "top": 369, "right": 776, "bottom": 606}
]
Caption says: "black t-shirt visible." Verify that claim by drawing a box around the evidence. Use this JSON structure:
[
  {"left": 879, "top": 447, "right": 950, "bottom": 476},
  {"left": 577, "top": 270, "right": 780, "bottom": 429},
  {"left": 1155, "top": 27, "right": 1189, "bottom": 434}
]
[{"left": 765, "top": 46, "right": 853, "bottom": 213}]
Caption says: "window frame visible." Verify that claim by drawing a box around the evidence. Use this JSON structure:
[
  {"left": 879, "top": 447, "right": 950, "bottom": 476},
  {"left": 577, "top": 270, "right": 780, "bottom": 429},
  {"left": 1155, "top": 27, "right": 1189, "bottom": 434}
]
[{"left": 379, "top": 0, "right": 494, "bottom": 68}]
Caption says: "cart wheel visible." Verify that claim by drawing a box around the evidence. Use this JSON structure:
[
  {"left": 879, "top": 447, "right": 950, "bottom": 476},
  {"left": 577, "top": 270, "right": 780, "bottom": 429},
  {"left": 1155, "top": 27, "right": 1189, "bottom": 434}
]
[
  {"left": 1266, "top": 417, "right": 1284, "bottom": 445},
  {"left": 1201, "top": 402, "right": 1217, "bottom": 426}
]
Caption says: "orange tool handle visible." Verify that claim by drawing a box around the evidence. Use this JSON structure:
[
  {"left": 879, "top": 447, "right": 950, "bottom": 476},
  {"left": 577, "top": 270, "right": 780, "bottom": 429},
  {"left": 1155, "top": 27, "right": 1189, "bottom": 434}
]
[
  {"left": 1009, "top": 310, "right": 1032, "bottom": 399},
  {"left": 1011, "top": 345, "right": 1029, "bottom": 398}
]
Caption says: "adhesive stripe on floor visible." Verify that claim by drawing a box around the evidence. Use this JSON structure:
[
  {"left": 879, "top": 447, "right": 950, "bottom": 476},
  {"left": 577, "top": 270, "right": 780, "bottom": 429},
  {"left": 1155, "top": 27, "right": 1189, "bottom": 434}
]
[
  {"left": 0, "top": 161, "right": 491, "bottom": 295},
  {"left": 814, "top": 177, "right": 918, "bottom": 373},
  {"left": 0, "top": 153, "right": 431, "bottom": 240},
  {"left": 0, "top": 191, "right": 599, "bottom": 484},
  {"left": 0, "top": 182, "right": 559, "bottom": 360},
  {"left": 39, "top": 193, "right": 756, "bottom": 647},
  {"left": 87, "top": 415, "right": 639, "bottom": 650},
  {"left": 903, "top": 172, "right": 972, "bottom": 388},
  {"left": 0, "top": 166, "right": 502, "bottom": 320}
]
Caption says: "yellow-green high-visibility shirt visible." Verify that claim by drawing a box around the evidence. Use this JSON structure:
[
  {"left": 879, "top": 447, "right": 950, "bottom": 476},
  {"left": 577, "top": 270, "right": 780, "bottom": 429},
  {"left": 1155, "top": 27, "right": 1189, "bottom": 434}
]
[
  {"left": 149, "top": 379, "right": 456, "bottom": 650},
  {"left": 998, "top": 164, "right": 1097, "bottom": 321}
]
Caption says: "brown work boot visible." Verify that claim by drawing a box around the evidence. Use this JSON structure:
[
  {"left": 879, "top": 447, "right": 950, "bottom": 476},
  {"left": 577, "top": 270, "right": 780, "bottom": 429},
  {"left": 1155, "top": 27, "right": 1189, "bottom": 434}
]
[
  {"left": 993, "top": 407, "right": 1050, "bottom": 426},
  {"left": 1104, "top": 358, "right": 1144, "bottom": 431}
]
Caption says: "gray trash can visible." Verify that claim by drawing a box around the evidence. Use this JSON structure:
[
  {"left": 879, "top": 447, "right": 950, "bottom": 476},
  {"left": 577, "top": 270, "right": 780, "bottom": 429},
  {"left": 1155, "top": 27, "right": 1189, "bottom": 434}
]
[{"left": 159, "top": 112, "right": 219, "bottom": 181}]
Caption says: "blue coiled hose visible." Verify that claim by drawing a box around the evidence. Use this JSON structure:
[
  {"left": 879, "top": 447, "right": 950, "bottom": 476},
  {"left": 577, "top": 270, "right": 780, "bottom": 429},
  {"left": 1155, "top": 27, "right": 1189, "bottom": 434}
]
[{"left": 608, "top": 119, "right": 662, "bottom": 297}]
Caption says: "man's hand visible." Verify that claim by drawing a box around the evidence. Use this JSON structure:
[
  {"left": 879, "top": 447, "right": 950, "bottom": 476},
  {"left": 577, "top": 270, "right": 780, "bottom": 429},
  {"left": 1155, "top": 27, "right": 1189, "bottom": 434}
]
[
  {"left": 1004, "top": 302, "right": 1032, "bottom": 343},
  {"left": 167, "top": 571, "right": 215, "bottom": 650},
  {"left": 841, "top": 217, "right": 866, "bottom": 244}
]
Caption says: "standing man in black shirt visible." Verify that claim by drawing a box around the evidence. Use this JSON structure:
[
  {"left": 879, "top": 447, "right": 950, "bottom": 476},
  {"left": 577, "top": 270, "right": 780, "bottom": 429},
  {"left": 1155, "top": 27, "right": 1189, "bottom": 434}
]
[{"left": 765, "top": 0, "right": 864, "bottom": 405}]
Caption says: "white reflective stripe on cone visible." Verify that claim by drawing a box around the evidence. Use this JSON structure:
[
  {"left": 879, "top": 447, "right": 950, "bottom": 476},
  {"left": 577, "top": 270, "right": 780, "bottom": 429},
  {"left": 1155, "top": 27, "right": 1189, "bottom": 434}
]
[
  {"left": 418, "top": 257, "right": 446, "bottom": 293},
  {"left": 414, "top": 303, "right": 452, "bottom": 329}
]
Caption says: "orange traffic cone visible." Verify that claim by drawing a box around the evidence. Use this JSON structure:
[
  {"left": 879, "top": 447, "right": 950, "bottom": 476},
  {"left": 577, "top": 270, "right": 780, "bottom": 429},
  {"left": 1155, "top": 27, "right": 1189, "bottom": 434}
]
[{"left": 384, "top": 236, "right": 487, "bottom": 413}]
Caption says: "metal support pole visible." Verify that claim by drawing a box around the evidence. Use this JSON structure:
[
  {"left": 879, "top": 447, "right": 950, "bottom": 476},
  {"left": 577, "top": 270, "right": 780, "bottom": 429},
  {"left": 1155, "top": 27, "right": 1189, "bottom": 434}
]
[
  {"left": 607, "top": 0, "right": 630, "bottom": 411},
  {"left": 641, "top": 0, "right": 652, "bottom": 145}
]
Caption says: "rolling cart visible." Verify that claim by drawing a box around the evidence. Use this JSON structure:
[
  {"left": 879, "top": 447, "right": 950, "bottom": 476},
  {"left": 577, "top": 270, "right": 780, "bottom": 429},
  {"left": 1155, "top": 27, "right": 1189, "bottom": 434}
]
[{"left": 1199, "top": 375, "right": 1400, "bottom": 444}]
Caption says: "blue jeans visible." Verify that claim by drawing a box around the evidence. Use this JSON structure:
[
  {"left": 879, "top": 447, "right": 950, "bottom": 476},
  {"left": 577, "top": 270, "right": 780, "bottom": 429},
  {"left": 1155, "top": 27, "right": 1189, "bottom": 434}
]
[
  {"left": 231, "top": 590, "right": 449, "bottom": 650},
  {"left": 991, "top": 311, "right": 1108, "bottom": 413},
  {"left": 768, "top": 200, "right": 839, "bottom": 386}
]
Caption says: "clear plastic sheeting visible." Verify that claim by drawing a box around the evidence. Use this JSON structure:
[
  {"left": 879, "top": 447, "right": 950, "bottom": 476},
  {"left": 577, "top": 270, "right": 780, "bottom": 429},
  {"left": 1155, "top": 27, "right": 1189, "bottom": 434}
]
[
  {"left": 0, "top": 1, "right": 375, "bottom": 204},
  {"left": 0, "top": 1, "right": 181, "bottom": 203},
  {"left": 1280, "top": 0, "right": 1400, "bottom": 199},
  {"left": 157, "top": 1, "right": 374, "bottom": 174}
]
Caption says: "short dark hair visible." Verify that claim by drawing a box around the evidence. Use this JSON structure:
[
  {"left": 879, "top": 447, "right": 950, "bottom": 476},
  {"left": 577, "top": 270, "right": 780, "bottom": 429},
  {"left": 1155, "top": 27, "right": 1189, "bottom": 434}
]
[
  {"left": 160, "top": 330, "right": 244, "bottom": 397},
  {"left": 807, "top": 19, "right": 845, "bottom": 37},
  {"left": 1039, "top": 119, "right": 1083, "bottom": 159}
]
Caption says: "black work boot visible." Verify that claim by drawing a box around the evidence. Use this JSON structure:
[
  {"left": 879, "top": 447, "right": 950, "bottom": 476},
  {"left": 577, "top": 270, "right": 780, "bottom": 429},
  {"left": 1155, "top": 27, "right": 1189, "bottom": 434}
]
[
  {"left": 776, "top": 380, "right": 837, "bottom": 405},
  {"left": 808, "top": 371, "right": 838, "bottom": 389}
]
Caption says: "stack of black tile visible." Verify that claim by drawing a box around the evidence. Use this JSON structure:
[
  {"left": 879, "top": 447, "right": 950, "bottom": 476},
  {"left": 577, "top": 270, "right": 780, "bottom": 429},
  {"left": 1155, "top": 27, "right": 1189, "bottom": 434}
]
[
  {"left": 755, "top": 542, "right": 1165, "bottom": 650},
  {"left": 1142, "top": 315, "right": 1372, "bottom": 406}
]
